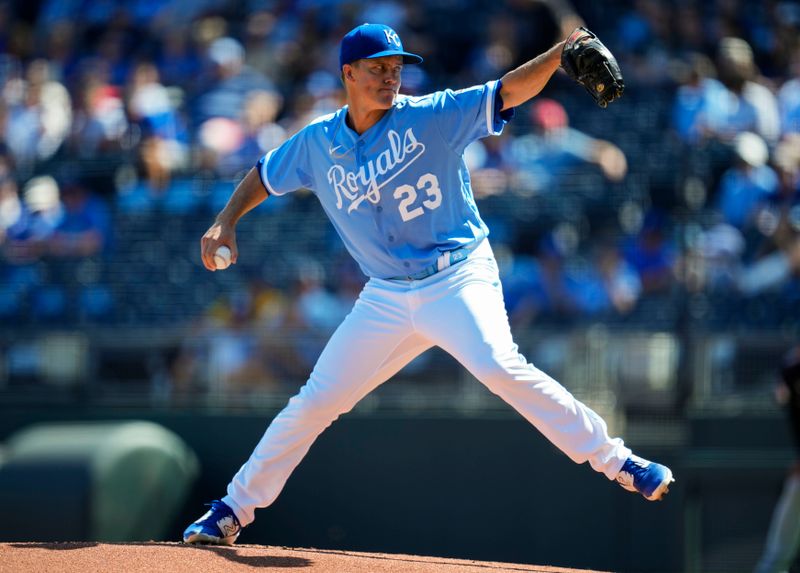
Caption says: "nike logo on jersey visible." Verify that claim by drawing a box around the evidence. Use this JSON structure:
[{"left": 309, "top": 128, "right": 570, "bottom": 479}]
[{"left": 327, "top": 128, "right": 426, "bottom": 213}]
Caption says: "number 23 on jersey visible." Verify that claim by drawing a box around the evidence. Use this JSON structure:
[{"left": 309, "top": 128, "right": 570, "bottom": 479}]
[{"left": 393, "top": 173, "right": 442, "bottom": 222}]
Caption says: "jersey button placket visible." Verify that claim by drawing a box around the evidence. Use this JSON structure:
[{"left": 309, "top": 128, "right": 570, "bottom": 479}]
[{"left": 356, "top": 140, "right": 365, "bottom": 163}]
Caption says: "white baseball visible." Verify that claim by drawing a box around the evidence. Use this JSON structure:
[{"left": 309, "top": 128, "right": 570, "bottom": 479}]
[{"left": 214, "top": 245, "right": 232, "bottom": 270}]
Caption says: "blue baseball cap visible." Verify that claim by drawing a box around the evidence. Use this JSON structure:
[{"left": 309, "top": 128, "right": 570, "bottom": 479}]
[{"left": 339, "top": 23, "right": 423, "bottom": 70}]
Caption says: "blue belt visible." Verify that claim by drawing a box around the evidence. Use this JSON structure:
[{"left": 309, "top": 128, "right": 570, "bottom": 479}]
[{"left": 389, "top": 242, "right": 479, "bottom": 281}]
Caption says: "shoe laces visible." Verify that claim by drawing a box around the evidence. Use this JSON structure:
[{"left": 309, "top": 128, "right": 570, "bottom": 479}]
[
  {"left": 205, "top": 500, "right": 241, "bottom": 528},
  {"left": 625, "top": 456, "right": 650, "bottom": 479}
]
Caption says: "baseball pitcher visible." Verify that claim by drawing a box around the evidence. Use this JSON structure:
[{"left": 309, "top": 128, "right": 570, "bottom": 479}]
[{"left": 184, "top": 22, "right": 671, "bottom": 546}]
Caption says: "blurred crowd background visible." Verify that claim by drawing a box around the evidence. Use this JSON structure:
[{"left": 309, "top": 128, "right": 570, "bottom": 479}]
[
  {"left": 1, "top": 3, "right": 800, "bottom": 570},
  {"left": 0, "top": 0, "right": 799, "bottom": 405}
]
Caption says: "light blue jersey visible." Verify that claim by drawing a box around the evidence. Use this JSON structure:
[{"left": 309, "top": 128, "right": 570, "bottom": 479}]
[{"left": 257, "top": 79, "right": 511, "bottom": 279}]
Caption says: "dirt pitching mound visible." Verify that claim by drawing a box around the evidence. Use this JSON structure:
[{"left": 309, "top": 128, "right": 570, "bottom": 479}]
[{"left": 1, "top": 542, "right": 611, "bottom": 573}]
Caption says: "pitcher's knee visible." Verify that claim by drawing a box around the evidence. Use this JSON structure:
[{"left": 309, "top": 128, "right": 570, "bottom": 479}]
[{"left": 285, "top": 375, "right": 354, "bottom": 421}]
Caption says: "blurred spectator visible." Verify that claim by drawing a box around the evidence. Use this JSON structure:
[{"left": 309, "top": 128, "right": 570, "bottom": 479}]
[
  {"left": 672, "top": 53, "right": 728, "bottom": 145},
  {"left": 69, "top": 65, "right": 129, "bottom": 158},
  {"left": 672, "top": 38, "right": 780, "bottom": 149},
  {"left": 676, "top": 56, "right": 758, "bottom": 145},
  {"left": 126, "top": 61, "right": 188, "bottom": 164},
  {"left": 47, "top": 179, "right": 111, "bottom": 258},
  {"left": 494, "top": 251, "right": 534, "bottom": 330},
  {"left": 2, "top": 173, "right": 111, "bottom": 262},
  {"left": 510, "top": 98, "right": 627, "bottom": 195},
  {"left": 0, "top": 160, "right": 43, "bottom": 319},
  {"left": 0, "top": 169, "right": 27, "bottom": 318},
  {"left": 116, "top": 144, "right": 172, "bottom": 213},
  {"left": 593, "top": 241, "right": 642, "bottom": 316},
  {"left": 686, "top": 222, "right": 745, "bottom": 294},
  {"left": 715, "top": 37, "right": 781, "bottom": 145},
  {"left": 2, "top": 175, "right": 61, "bottom": 263},
  {"left": 290, "top": 256, "right": 347, "bottom": 333},
  {"left": 622, "top": 209, "right": 677, "bottom": 295},
  {"left": 2, "top": 59, "right": 71, "bottom": 174},
  {"left": 209, "top": 89, "right": 287, "bottom": 178},
  {"left": 193, "top": 36, "right": 277, "bottom": 126},
  {"left": 243, "top": 90, "right": 287, "bottom": 155},
  {"left": 778, "top": 48, "right": 800, "bottom": 136},
  {"left": 501, "top": 220, "right": 642, "bottom": 325},
  {"left": 540, "top": 240, "right": 643, "bottom": 319},
  {"left": 737, "top": 136, "right": 800, "bottom": 297},
  {"left": 464, "top": 130, "right": 516, "bottom": 199},
  {"left": 524, "top": 232, "right": 580, "bottom": 322},
  {"left": 0, "top": 150, "right": 20, "bottom": 244},
  {"left": 737, "top": 238, "right": 800, "bottom": 298},
  {"left": 753, "top": 136, "right": 800, "bottom": 252},
  {"left": 115, "top": 61, "right": 193, "bottom": 212},
  {"left": 196, "top": 116, "right": 245, "bottom": 177},
  {"left": 716, "top": 132, "right": 778, "bottom": 231}
]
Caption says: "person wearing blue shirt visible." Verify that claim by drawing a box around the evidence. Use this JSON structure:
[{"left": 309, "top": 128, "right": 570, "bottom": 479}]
[{"left": 183, "top": 23, "right": 675, "bottom": 546}]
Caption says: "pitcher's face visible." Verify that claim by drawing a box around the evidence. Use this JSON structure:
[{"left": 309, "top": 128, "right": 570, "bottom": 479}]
[{"left": 344, "top": 55, "right": 403, "bottom": 110}]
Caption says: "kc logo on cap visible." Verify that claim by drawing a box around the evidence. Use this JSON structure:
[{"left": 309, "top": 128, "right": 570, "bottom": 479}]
[
  {"left": 339, "top": 23, "right": 423, "bottom": 69},
  {"left": 383, "top": 29, "right": 400, "bottom": 47}
]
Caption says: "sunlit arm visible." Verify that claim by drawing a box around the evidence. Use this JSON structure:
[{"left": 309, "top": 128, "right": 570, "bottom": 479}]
[
  {"left": 199, "top": 167, "right": 269, "bottom": 271},
  {"left": 499, "top": 40, "right": 566, "bottom": 111}
]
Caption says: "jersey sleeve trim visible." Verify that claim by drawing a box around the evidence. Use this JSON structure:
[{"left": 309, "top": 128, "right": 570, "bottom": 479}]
[
  {"left": 255, "top": 155, "right": 271, "bottom": 195},
  {"left": 495, "top": 80, "right": 515, "bottom": 124},
  {"left": 486, "top": 80, "right": 500, "bottom": 135},
  {"left": 488, "top": 79, "right": 515, "bottom": 135},
  {"left": 256, "top": 148, "right": 286, "bottom": 196}
]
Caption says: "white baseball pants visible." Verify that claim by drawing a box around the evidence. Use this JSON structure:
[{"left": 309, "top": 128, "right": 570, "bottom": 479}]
[{"left": 223, "top": 240, "right": 631, "bottom": 525}]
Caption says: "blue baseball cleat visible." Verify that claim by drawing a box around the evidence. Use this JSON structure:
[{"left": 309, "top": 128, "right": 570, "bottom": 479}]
[
  {"left": 183, "top": 500, "right": 242, "bottom": 545},
  {"left": 615, "top": 455, "right": 675, "bottom": 501}
]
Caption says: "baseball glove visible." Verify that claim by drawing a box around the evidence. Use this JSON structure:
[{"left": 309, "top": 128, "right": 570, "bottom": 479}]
[{"left": 561, "top": 27, "right": 624, "bottom": 108}]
